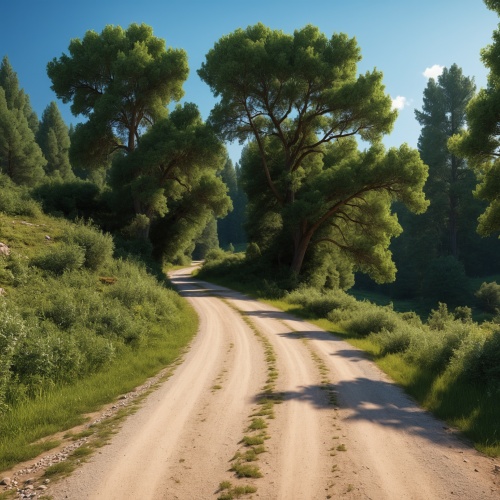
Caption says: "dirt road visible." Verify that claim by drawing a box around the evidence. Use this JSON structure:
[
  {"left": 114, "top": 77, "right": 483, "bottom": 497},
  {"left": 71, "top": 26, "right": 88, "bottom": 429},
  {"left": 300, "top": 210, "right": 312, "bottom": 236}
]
[{"left": 49, "top": 266, "right": 499, "bottom": 499}]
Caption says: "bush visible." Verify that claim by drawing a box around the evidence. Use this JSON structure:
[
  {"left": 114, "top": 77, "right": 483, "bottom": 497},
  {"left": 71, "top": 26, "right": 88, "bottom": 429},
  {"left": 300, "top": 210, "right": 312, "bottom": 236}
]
[
  {"left": 0, "top": 175, "right": 42, "bottom": 216},
  {"left": 287, "top": 287, "right": 358, "bottom": 318},
  {"left": 62, "top": 221, "right": 114, "bottom": 271},
  {"left": 375, "top": 323, "right": 417, "bottom": 355},
  {"left": 475, "top": 282, "right": 500, "bottom": 313},
  {"left": 343, "top": 303, "right": 399, "bottom": 337},
  {"left": 404, "top": 321, "right": 470, "bottom": 372},
  {"left": 0, "top": 303, "right": 28, "bottom": 410},
  {"left": 31, "top": 243, "right": 85, "bottom": 275}
]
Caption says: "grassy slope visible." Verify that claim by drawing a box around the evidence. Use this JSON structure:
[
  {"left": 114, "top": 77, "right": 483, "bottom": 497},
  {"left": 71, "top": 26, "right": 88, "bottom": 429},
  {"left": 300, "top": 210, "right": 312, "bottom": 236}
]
[{"left": 0, "top": 212, "right": 198, "bottom": 471}]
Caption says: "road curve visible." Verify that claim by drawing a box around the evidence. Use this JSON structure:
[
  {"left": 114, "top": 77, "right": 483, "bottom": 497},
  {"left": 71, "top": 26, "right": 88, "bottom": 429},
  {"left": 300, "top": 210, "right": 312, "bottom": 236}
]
[{"left": 48, "top": 266, "right": 499, "bottom": 499}]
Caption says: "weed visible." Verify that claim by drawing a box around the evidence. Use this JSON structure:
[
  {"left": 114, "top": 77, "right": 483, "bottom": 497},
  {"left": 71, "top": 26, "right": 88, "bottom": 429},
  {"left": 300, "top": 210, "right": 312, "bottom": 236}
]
[
  {"left": 336, "top": 444, "right": 347, "bottom": 452},
  {"left": 230, "top": 462, "right": 262, "bottom": 478},
  {"left": 43, "top": 461, "right": 75, "bottom": 478}
]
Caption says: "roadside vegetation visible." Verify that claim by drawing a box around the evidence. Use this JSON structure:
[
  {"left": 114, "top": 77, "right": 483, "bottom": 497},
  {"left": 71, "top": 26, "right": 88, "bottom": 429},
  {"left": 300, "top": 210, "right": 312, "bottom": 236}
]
[
  {"left": 199, "top": 251, "right": 500, "bottom": 457},
  {"left": 0, "top": 190, "right": 197, "bottom": 471}
]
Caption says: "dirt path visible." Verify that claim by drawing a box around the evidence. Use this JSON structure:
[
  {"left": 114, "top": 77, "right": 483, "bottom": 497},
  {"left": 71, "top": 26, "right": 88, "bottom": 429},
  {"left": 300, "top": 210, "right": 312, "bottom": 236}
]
[{"left": 47, "top": 267, "right": 499, "bottom": 499}]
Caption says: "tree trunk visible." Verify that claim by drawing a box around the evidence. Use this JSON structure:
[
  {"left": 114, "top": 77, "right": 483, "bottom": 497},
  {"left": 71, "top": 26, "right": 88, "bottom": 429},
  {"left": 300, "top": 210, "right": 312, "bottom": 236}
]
[{"left": 290, "top": 224, "right": 312, "bottom": 275}]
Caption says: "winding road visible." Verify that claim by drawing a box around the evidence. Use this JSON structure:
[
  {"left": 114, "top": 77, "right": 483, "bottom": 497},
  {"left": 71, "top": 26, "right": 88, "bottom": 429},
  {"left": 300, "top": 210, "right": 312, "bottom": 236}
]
[{"left": 49, "top": 266, "right": 499, "bottom": 499}]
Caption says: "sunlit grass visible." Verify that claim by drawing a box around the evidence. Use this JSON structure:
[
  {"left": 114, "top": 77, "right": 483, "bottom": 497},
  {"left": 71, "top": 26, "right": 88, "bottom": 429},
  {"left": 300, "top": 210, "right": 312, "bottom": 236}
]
[{"left": 0, "top": 301, "right": 197, "bottom": 472}]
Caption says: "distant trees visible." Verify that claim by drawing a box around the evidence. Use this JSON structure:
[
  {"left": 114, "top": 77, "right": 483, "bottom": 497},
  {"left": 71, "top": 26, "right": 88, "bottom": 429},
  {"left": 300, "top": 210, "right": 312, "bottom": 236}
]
[
  {"left": 415, "top": 64, "right": 476, "bottom": 260},
  {"left": 199, "top": 23, "right": 428, "bottom": 282},
  {"left": 217, "top": 157, "right": 247, "bottom": 250},
  {"left": 0, "top": 57, "right": 46, "bottom": 186},
  {"left": 36, "top": 102, "right": 73, "bottom": 181}
]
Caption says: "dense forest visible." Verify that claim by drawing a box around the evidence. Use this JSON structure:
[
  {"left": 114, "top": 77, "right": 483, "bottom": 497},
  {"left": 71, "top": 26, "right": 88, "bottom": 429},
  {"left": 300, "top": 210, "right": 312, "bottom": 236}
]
[{"left": 1, "top": 0, "right": 500, "bottom": 466}]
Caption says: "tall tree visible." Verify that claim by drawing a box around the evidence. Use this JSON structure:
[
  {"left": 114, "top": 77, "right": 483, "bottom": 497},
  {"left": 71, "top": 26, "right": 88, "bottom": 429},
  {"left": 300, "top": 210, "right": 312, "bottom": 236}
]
[
  {"left": 36, "top": 101, "right": 74, "bottom": 180},
  {"left": 199, "top": 23, "right": 428, "bottom": 280},
  {"left": 450, "top": 0, "right": 500, "bottom": 236},
  {"left": 0, "top": 87, "right": 46, "bottom": 185},
  {"left": 109, "top": 102, "right": 230, "bottom": 240},
  {"left": 0, "top": 56, "right": 39, "bottom": 135},
  {"left": 217, "top": 157, "right": 247, "bottom": 249},
  {"left": 47, "top": 23, "right": 188, "bottom": 166},
  {"left": 415, "top": 64, "right": 476, "bottom": 259}
]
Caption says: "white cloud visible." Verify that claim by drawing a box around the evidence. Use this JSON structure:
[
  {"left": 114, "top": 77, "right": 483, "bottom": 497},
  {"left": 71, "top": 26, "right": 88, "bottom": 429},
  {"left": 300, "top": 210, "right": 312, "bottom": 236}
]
[
  {"left": 391, "top": 95, "right": 409, "bottom": 110},
  {"left": 423, "top": 64, "right": 444, "bottom": 79}
]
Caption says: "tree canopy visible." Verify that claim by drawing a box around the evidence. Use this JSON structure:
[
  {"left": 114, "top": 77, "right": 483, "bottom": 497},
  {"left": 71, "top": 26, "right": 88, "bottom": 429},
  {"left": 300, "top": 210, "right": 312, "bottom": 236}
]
[
  {"left": 449, "top": 2, "right": 500, "bottom": 235},
  {"left": 47, "top": 23, "right": 189, "bottom": 165},
  {"left": 199, "top": 23, "right": 428, "bottom": 280},
  {"left": 0, "top": 58, "right": 46, "bottom": 187}
]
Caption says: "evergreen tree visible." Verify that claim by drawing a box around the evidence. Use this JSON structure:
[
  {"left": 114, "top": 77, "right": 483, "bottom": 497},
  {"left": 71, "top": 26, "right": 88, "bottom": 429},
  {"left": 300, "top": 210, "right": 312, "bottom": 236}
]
[
  {"left": 0, "top": 87, "right": 46, "bottom": 186},
  {"left": 450, "top": 1, "right": 500, "bottom": 236},
  {"left": 36, "top": 101, "right": 74, "bottom": 180},
  {"left": 217, "top": 157, "right": 247, "bottom": 249},
  {"left": 414, "top": 64, "right": 476, "bottom": 259},
  {"left": 0, "top": 56, "right": 38, "bottom": 134}
]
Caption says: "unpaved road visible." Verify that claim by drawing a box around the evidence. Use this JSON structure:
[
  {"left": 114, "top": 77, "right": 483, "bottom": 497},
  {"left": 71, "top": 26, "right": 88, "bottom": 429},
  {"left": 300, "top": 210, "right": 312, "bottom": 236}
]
[{"left": 48, "top": 266, "right": 499, "bottom": 499}]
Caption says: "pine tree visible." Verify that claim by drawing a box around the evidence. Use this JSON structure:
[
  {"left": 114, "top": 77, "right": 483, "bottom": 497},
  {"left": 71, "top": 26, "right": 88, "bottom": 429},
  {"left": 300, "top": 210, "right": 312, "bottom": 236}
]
[
  {"left": 0, "top": 88, "right": 46, "bottom": 185},
  {"left": 36, "top": 101, "right": 73, "bottom": 180},
  {"left": 0, "top": 56, "right": 38, "bottom": 134}
]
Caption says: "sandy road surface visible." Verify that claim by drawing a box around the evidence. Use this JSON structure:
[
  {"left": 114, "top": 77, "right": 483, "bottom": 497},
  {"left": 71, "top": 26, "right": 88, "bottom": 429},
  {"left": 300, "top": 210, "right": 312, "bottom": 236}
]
[{"left": 48, "top": 266, "right": 499, "bottom": 499}]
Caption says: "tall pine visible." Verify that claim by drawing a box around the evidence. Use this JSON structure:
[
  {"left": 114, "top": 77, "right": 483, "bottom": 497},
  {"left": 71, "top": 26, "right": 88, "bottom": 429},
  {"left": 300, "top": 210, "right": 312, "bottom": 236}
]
[
  {"left": 0, "top": 56, "right": 38, "bottom": 135},
  {"left": 0, "top": 87, "right": 46, "bottom": 185},
  {"left": 36, "top": 101, "right": 73, "bottom": 180}
]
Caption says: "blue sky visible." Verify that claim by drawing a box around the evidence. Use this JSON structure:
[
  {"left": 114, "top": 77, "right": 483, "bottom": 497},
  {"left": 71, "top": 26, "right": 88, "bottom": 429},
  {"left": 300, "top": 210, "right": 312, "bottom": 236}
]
[{"left": 1, "top": 0, "right": 498, "bottom": 163}]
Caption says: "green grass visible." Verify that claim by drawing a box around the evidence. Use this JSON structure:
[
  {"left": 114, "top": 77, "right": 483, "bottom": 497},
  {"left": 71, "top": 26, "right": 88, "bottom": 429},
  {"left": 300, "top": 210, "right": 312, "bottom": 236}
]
[
  {"left": 0, "top": 292, "right": 197, "bottom": 472},
  {"left": 200, "top": 265, "right": 500, "bottom": 457}
]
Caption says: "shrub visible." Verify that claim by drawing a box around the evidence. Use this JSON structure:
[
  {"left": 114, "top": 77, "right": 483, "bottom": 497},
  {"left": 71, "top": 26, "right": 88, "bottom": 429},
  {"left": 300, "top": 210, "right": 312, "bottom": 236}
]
[
  {"left": 31, "top": 243, "right": 85, "bottom": 275},
  {"left": 287, "top": 287, "right": 358, "bottom": 318},
  {"left": 475, "top": 282, "right": 500, "bottom": 313},
  {"left": 404, "top": 321, "right": 470, "bottom": 372},
  {"left": 0, "top": 303, "right": 28, "bottom": 410},
  {"left": 0, "top": 175, "right": 42, "bottom": 216},
  {"left": 62, "top": 221, "right": 114, "bottom": 271},
  {"left": 343, "top": 303, "right": 399, "bottom": 337},
  {"left": 427, "top": 303, "right": 454, "bottom": 331},
  {"left": 376, "top": 323, "right": 416, "bottom": 355}
]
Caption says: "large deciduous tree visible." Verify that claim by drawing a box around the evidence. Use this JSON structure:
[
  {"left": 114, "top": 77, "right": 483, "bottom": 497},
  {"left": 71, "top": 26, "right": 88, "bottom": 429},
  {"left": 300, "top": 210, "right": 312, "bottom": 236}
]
[
  {"left": 450, "top": 1, "right": 500, "bottom": 236},
  {"left": 109, "top": 103, "right": 231, "bottom": 240},
  {"left": 199, "top": 23, "right": 428, "bottom": 280},
  {"left": 47, "top": 23, "right": 188, "bottom": 164}
]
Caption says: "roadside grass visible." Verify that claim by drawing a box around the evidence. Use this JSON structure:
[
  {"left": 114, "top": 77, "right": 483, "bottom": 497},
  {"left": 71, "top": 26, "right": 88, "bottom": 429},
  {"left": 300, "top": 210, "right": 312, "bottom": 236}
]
[
  {"left": 199, "top": 269, "right": 500, "bottom": 457},
  {"left": 0, "top": 300, "right": 197, "bottom": 472}
]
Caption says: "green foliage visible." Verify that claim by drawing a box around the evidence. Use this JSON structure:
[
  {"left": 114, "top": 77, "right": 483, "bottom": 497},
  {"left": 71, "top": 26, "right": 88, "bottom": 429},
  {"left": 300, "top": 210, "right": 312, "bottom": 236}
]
[
  {"left": 342, "top": 303, "right": 399, "bottom": 337},
  {"left": 48, "top": 23, "right": 188, "bottom": 162},
  {"left": 421, "top": 256, "right": 471, "bottom": 308},
  {"left": 36, "top": 102, "right": 73, "bottom": 180},
  {"left": 32, "top": 178, "right": 103, "bottom": 219},
  {"left": 31, "top": 243, "right": 85, "bottom": 275},
  {"left": 475, "top": 281, "right": 500, "bottom": 313},
  {"left": 0, "top": 174, "right": 42, "bottom": 216},
  {"left": 0, "top": 87, "right": 46, "bottom": 186},
  {"left": 286, "top": 287, "right": 357, "bottom": 318},
  {"left": 62, "top": 220, "right": 114, "bottom": 271},
  {"left": 449, "top": 8, "right": 500, "bottom": 238},
  {"left": 245, "top": 242, "right": 261, "bottom": 260},
  {"left": 200, "top": 24, "right": 428, "bottom": 279},
  {"left": 0, "top": 302, "right": 27, "bottom": 410}
]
